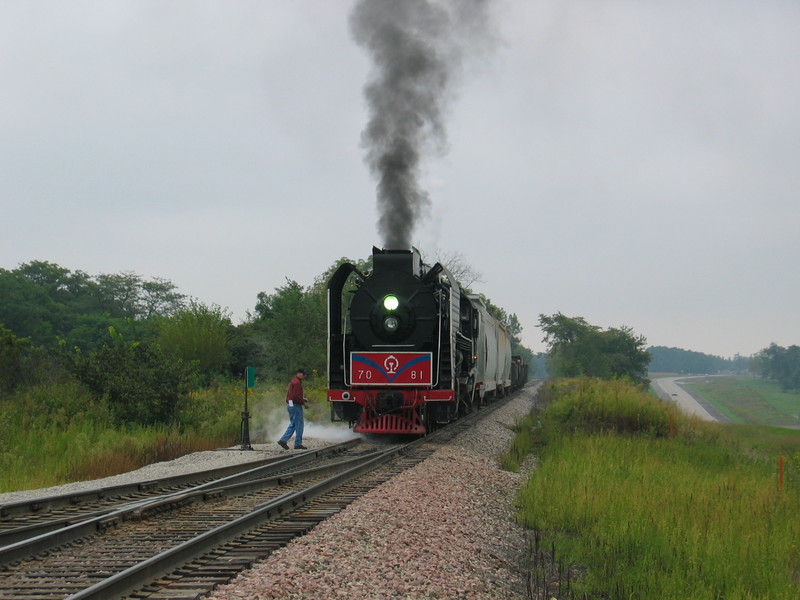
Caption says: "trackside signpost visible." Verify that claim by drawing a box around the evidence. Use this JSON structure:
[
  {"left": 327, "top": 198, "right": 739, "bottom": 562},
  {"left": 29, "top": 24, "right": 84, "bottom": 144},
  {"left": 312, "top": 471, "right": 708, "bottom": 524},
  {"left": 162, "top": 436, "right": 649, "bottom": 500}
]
[{"left": 240, "top": 366, "right": 255, "bottom": 450}]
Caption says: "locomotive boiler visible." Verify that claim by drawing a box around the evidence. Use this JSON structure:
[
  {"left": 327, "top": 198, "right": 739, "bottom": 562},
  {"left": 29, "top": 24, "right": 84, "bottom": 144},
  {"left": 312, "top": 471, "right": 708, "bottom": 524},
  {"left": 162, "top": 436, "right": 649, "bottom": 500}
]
[{"left": 327, "top": 246, "right": 523, "bottom": 435}]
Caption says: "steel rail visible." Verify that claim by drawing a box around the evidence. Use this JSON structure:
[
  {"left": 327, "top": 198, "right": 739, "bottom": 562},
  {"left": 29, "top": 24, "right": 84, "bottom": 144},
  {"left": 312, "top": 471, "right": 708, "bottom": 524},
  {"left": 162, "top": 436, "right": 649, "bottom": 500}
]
[{"left": 66, "top": 442, "right": 412, "bottom": 600}]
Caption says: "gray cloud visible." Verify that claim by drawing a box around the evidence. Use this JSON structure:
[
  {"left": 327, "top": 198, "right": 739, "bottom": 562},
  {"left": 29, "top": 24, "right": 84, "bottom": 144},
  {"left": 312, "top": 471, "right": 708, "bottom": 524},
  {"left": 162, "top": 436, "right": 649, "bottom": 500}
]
[{"left": 1, "top": 0, "right": 798, "bottom": 357}]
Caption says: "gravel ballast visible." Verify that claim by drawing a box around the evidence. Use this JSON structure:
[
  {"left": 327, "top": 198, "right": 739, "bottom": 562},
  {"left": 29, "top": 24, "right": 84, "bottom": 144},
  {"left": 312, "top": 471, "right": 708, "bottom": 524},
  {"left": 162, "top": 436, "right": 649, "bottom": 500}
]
[{"left": 208, "top": 387, "right": 538, "bottom": 600}]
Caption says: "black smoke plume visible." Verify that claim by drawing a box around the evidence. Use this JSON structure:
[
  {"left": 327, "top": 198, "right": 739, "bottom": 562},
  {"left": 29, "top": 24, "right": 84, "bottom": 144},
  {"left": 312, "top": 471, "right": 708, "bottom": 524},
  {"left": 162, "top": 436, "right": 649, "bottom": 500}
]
[{"left": 350, "top": 0, "right": 493, "bottom": 249}]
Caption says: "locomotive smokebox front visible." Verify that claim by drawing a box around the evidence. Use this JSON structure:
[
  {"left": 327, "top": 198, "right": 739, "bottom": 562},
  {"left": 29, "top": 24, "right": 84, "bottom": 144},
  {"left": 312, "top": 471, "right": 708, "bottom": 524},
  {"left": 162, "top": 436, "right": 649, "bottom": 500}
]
[{"left": 348, "top": 247, "right": 438, "bottom": 350}]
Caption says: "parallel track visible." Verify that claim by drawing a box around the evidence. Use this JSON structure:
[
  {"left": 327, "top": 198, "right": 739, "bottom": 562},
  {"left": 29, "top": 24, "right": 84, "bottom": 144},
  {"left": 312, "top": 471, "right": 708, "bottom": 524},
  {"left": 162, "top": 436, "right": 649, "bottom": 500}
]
[
  {"left": 0, "top": 440, "right": 362, "bottom": 550},
  {"left": 0, "top": 397, "right": 511, "bottom": 600}
]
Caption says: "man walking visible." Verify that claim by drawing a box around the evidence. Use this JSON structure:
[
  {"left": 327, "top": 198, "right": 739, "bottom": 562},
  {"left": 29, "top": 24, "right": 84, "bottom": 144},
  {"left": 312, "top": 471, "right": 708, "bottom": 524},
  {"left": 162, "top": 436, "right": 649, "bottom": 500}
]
[{"left": 278, "top": 368, "right": 308, "bottom": 450}]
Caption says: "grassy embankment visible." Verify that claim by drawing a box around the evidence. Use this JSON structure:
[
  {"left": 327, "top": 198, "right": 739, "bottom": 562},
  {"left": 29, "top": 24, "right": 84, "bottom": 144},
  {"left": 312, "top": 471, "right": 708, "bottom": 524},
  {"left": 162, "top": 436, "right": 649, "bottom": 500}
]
[
  {"left": 502, "top": 377, "right": 800, "bottom": 600},
  {"left": 685, "top": 375, "right": 800, "bottom": 428},
  {"left": 0, "top": 378, "right": 333, "bottom": 493}
]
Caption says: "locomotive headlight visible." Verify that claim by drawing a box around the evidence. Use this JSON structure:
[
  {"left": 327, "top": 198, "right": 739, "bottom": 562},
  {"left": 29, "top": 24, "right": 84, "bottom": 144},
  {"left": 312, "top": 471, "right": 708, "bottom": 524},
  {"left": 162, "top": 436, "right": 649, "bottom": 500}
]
[
  {"left": 383, "top": 315, "right": 400, "bottom": 332},
  {"left": 383, "top": 295, "right": 399, "bottom": 311}
]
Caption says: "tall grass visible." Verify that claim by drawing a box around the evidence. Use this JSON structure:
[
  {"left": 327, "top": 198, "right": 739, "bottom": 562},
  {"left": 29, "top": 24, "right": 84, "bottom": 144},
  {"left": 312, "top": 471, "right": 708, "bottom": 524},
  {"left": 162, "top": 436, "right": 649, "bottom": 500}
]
[
  {"left": 0, "top": 375, "right": 337, "bottom": 494},
  {"left": 516, "top": 378, "right": 799, "bottom": 599},
  {"left": 0, "top": 380, "right": 243, "bottom": 493},
  {"left": 499, "top": 409, "right": 539, "bottom": 472},
  {"left": 0, "top": 421, "right": 231, "bottom": 491},
  {"left": 542, "top": 377, "right": 672, "bottom": 438}
]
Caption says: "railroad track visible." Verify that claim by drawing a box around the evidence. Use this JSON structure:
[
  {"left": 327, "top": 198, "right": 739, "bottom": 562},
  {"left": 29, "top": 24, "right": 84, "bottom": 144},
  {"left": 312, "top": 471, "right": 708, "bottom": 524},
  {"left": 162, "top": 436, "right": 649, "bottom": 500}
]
[
  {"left": 0, "top": 398, "right": 509, "bottom": 600},
  {"left": 0, "top": 440, "right": 362, "bottom": 549}
]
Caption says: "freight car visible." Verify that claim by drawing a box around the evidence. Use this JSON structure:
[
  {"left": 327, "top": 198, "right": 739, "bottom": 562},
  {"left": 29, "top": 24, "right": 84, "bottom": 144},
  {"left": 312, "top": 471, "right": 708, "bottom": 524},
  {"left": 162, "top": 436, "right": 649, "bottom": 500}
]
[{"left": 326, "top": 246, "right": 526, "bottom": 435}]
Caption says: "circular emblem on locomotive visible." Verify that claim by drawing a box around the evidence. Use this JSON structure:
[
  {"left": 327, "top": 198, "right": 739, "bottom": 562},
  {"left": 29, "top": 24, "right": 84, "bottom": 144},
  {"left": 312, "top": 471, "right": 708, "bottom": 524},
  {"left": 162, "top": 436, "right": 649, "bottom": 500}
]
[{"left": 383, "top": 354, "right": 399, "bottom": 374}]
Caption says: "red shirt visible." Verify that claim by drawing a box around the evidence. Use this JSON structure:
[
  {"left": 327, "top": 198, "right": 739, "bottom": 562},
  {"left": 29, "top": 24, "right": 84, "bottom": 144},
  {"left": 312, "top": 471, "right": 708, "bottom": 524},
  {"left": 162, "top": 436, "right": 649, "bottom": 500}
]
[{"left": 286, "top": 376, "right": 305, "bottom": 405}]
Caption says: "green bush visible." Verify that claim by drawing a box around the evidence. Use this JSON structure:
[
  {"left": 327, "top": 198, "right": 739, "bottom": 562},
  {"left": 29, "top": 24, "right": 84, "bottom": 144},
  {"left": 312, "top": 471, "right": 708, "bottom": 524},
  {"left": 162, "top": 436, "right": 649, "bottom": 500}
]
[
  {"left": 540, "top": 377, "right": 671, "bottom": 438},
  {"left": 70, "top": 335, "right": 196, "bottom": 426},
  {"left": 178, "top": 381, "right": 248, "bottom": 439}
]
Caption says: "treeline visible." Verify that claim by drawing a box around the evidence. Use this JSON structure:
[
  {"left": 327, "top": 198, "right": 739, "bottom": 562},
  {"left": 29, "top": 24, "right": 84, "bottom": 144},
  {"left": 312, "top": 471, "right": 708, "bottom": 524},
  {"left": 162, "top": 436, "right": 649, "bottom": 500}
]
[
  {"left": 750, "top": 344, "right": 800, "bottom": 391},
  {"left": 648, "top": 344, "right": 800, "bottom": 392},
  {"left": 0, "top": 262, "right": 185, "bottom": 350},
  {"left": 0, "top": 257, "right": 530, "bottom": 426},
  {"left": 647, "top": 346, "right": 750, "bottom": 375}
]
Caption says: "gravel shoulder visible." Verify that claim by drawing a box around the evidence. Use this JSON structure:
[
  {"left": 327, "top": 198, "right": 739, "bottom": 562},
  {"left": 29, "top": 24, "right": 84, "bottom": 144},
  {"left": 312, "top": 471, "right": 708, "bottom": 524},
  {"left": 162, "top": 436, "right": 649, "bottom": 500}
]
[
  {"left": 0, "top": 439, "right": 333, "bottom": 505},
  {"left": 208, "top": 386, "right": 539, "bottom": 600}
]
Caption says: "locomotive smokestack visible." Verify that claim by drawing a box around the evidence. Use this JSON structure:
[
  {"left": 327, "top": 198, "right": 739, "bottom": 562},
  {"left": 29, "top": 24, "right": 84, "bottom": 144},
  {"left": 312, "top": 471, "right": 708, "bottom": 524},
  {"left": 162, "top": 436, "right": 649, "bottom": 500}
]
[
  {"left": 372, "top": 246, "right": 422, "bottom": 277},
  {"left": 350, "top": 0, "right": 494, "bottom": 250}
]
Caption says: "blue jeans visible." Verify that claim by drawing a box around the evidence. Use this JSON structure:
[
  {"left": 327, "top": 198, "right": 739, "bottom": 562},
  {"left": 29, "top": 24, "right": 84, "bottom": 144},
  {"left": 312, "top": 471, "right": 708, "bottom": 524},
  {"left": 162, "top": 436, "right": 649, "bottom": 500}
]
[{"left": 279, "top": 404, "right": 304, "bottom": 447}]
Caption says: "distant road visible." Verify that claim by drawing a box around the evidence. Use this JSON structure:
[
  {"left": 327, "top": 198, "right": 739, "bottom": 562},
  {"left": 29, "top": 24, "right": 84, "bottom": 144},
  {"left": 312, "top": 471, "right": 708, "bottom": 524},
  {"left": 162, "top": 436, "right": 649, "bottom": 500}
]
[{"left": 651, "top": 377, "right": 731, "bottom": 423}]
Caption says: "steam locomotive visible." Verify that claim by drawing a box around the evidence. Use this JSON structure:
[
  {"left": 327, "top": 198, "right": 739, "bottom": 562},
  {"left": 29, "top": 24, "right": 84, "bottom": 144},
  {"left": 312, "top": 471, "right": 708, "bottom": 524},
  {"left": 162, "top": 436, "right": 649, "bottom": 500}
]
[{"left": 327, "top": 246, "right": 527, "bottom": 435}]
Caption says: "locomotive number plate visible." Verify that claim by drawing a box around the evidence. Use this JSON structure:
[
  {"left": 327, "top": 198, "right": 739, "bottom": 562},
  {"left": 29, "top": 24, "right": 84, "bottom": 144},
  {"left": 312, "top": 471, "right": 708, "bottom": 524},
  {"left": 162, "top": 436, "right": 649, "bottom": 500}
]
[{"left": 350, "top": 352, "right": 433, "bottom": 386}]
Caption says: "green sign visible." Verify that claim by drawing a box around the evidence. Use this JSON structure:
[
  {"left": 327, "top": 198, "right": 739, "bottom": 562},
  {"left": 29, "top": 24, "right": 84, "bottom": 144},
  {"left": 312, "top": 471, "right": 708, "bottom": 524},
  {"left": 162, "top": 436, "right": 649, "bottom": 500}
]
[{"left": 246, "top": 366, "right": 256, "bottom": 388}]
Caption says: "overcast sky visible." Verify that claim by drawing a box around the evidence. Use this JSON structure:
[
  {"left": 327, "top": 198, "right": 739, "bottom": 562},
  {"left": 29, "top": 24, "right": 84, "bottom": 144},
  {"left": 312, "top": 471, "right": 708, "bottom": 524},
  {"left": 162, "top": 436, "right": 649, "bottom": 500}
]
[{"left": 2, "top": 0, "right": 798, "bottom": 359}]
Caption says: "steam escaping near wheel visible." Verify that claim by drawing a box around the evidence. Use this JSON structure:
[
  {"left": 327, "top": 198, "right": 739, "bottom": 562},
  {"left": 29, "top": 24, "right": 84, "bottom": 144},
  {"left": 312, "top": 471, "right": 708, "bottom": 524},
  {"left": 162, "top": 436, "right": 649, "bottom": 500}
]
[{"left": 349, "top": 0, "right": 495, "bottom": 249}]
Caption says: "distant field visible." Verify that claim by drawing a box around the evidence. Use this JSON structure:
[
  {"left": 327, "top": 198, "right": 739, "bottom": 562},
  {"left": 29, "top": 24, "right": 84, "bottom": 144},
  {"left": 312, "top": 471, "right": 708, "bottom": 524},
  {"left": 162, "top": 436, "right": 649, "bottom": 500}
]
[{"left": 684, "top": 376, "right": 800, "bottom": 428}]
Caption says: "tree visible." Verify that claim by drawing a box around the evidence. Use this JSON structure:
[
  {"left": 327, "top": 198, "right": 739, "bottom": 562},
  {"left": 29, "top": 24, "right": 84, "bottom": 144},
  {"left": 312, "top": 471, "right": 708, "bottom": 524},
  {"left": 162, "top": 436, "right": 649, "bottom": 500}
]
[
  {"left": 156, "top": 302, "right": 232, "bottom": 382},
  {"left": 254, "top": 279, "right": 326, "bottom": 379},
  {"left": 94, "top": 272, "right": 144, "bottom": 319},
  {"left": 70, "top": 328, "right": 194, "bottom": 426},
  {"left": 785, "top": 345, "right": 800, "bottom": 391},
  {"left": 0, "top": 262, "right": 185, "bottom": 351},
  {"left": 538, "top": 313, "right": 650, "bottom": 385},
  {"left": 140, "top": 277, "right": 186, "bottom": 319},
  {"left": 249, "top": 256, "right": 374, "bottom": 382},
  {"left": 0, "top": 267, "right": 57, "bottom": 345},
  {"left": 432, "top": 249, "right": 484, "bottom": 289},
  {"left": 538, "top": 313, "right": 602, "bottom": 378},
  {"left": 602, "top": 326, "right": 651, "bottom": 385},
  {"left": 751, "top": 343, "right": 800, "bottom": 391},
  {"left": 647, "top": 346, "right": 737, "bottom": 374},
  {"left": 228, "top": 321, "right": 269, "bottom": 380},
  {"left": 15, "top": 261, "right": 84, "bottom": 300},
  {"left": 0, "top": 325, "right": 35, "bottom": 393}
]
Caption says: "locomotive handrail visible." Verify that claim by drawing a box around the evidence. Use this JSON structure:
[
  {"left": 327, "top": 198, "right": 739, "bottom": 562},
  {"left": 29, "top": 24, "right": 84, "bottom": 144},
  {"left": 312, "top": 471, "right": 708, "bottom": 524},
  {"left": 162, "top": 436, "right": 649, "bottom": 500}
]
[{"left": 327, "top": 260, "right": 366, "bottom": 389}]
